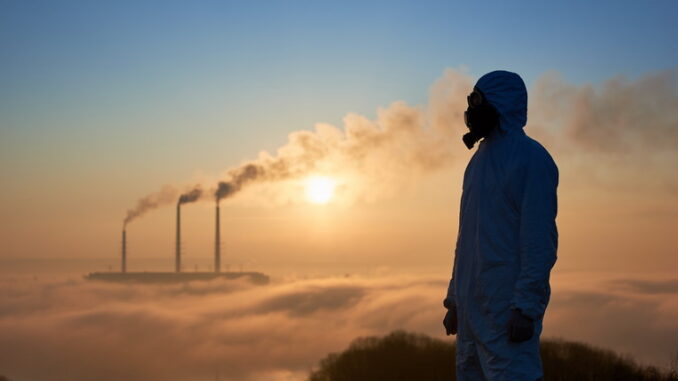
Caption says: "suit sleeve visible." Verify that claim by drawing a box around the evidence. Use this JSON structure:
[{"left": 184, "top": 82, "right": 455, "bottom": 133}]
[
  {"left": 446, "top": 186, "right": 467, "bottom": 308},
  {"left": 511, "top": 149, "right": 558, "bottom": 320},
  {"left": 445, "top": 266, "right": 456, "bottom": 307}
]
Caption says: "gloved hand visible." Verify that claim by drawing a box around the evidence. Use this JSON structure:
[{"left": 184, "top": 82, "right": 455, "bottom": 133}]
[
  {"left": 507, "top": 308, "right": 534, "bottom": 342},
  {"left": 442, "top": 301, "right": 457, "bottom": 336}
]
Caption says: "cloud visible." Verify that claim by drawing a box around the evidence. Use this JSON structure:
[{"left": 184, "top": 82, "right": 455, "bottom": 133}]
[
  {"left": 609, "top": 279, "right": 678, "bottom": 294},
  {"left": 545, "top": 274, "right": 678, "bottom": 368},
  {"left": 0, "top": 273, "right": 676, "bottom": 380},
  {"left": 0, "top": 275, "right": 446, "bottom": 381},
  {"left": 254, "top": 285, "right": 366, "bottom": 317}
]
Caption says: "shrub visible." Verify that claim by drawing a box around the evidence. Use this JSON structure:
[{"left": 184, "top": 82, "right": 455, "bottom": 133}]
[{"left": 309, "top": 331, "right": 678, "bottom": 381}]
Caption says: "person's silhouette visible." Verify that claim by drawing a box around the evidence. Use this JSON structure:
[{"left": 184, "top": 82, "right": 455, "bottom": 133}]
[{"left": 444, "top": 70, "right": 558, "bottom": 381}]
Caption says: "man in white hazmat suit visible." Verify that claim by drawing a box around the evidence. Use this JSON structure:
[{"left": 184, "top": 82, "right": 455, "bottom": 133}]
[{"left": 443, "top": 70, "right": 558, "bottom": 381}]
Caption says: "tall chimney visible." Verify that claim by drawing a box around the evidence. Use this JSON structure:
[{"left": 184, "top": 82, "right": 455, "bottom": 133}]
[
  {"left": 215, "top": 201, "right": 221, "bottom": 273},
  {"left": 121, "top": 229, "right": 127, "bottom": 273},
  {"left": 175, "top": 203, "right": 181, "bottom": 273}
]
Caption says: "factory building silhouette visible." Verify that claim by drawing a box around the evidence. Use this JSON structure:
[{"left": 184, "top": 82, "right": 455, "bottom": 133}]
[{"left": 87, "top": 199, "right": 268, "bottom": 284}]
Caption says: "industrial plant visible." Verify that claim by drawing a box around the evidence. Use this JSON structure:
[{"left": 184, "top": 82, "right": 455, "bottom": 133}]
[{"left": 87, "top": 200, "right": 269, "bottom": 284}]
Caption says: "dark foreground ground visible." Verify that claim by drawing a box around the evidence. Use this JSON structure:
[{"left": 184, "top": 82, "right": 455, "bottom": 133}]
[{"left": 309, "top": 331, "right": 678, "bottom": 381}]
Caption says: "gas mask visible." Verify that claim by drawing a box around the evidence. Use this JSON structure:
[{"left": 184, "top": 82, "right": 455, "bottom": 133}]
[{"left": 463, "top": 88, "right": 500, "bottom": 149}]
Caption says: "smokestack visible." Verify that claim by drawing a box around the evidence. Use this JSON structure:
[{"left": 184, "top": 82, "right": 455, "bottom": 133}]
[
  {"left": 174, "top": 188, "right": 201, "bottom": 273},
  {"left": 175, "top": 203, "right": 181, "bottom": 273},
  {"left": 121, "top": 229, "right": 127, "bottom": 273},
  {"left": 215, "top": 201, "right": 221, "bottom": 273}
]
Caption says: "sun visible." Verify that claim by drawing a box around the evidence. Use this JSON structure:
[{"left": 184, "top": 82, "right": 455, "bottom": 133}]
[{"left": 305, "top": 176, "right": 337, "bottom": 204}]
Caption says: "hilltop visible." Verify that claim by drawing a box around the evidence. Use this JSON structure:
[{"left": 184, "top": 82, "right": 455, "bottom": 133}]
[{"left": 309, "top": 331, "right": 678, "bottom": 381}]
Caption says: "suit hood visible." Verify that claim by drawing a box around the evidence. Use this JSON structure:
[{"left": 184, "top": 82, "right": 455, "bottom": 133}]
[{"left": 475, "top": 70, "right": 528, "bottom": 131}]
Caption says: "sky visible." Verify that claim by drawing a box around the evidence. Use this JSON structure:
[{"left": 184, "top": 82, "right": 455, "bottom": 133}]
[
  {"left": 1, "top": 0, "right": 676, "bottom": 267},
  {"left": 0, "top": 1, "right": 677, "bottom": 379}
]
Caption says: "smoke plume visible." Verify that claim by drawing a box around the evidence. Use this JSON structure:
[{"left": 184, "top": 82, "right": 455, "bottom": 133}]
[
  {"left": 212, "top": 69, "right": 473, "bottom": 202},
  {"left": 529, "top": 69, "right": 678, "bottom": 154},
  {"left": 216, "top": 164, "right": 269, "bottom": 201},
  {"left": 123, "top": 65, "right": 469, "bottom": 218},
  {"left": 124, "top": 68, "right": 678, "bottom": 219},
  {"left": 123, "top": 185, "right": 178, "bottom": 226},
  {"left": 178, "top": 188, "right": 202, "bottom": 205},
  {"left": 124, "top": 186, "right": 203, "bottom": 226}
]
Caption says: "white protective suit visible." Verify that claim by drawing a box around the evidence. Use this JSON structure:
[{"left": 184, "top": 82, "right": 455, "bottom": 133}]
[{"left": 446, "top": 71, "right": 558, "bottom": 381}]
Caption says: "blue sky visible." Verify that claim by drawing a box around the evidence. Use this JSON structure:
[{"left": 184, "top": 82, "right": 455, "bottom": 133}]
[{"left": 1, "top": 0, "right": 676, "bottom": 201}]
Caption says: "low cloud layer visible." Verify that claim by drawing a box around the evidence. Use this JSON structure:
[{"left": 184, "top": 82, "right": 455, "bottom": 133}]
[
  {"left": 546, "top": 273, "right": 678, "bottom": 368},
  {"left": 0, "top": 273, "right": 675, "bottom": 380}
]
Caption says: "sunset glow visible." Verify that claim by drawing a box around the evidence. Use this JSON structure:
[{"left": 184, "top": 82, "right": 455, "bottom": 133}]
[{"left": 305, "top": 176, "right": 337, "bottom": 204}]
